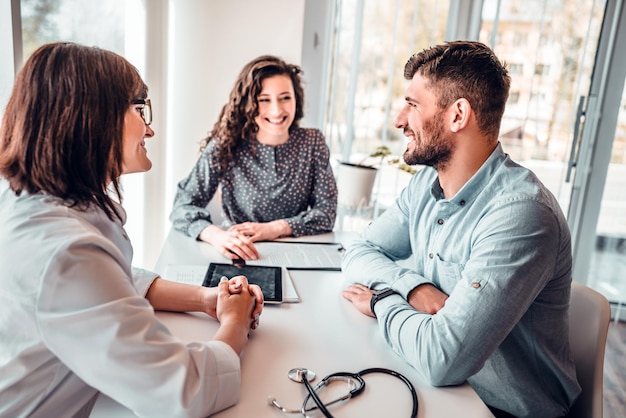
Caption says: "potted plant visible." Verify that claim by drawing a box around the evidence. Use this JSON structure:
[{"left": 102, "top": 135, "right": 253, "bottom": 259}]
[
  {"left": 336, "top": 145, "right": 416, "bottom": 210},
  {"left": 369, "top": 145, "right": 417, "bottom": 175},
  {"left": 336, "top": 158, "right": 378, "bottom": 209}
]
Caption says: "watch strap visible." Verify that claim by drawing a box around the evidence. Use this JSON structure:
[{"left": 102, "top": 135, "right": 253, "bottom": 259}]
[{"left": 370, "top": 288, "right": 398, "bottom": 318}]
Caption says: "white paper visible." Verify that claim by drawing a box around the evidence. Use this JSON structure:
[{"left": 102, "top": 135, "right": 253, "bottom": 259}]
[
  {"left": 164, "top": 264, "right": 207, "bottom": 285},
  {"left": 281, "top": 267, "right": 300, "bottom": 302},
  {"left": 246, "top": 242, "right": 344, "bottom": 270}
]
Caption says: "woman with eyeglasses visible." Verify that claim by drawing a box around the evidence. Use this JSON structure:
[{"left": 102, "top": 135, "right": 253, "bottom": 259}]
[
  {"left": 0, "top": 42, "right": 263, "bottom": 417},
  {"left": 170, "top": 55, "right": 338, "bottom": 261}
]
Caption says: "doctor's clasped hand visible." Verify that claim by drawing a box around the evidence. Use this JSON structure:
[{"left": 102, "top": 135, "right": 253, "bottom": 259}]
[{"left": 219, "top": 275, "right": 264, "bottom": 333}]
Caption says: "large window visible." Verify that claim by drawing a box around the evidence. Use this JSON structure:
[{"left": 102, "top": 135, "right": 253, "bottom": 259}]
[
  {"left": 324, "top": 0, "right": 450, "bottom": 161},
  {"left": 481, "top": 0, "right": 605, "bottom": 170},
  {"left": 20, "top": 0, "right": 127, "bottom": 59}
]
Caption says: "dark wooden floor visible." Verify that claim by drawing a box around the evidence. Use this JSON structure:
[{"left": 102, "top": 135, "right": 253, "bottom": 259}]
[{"left": 603, "top": 319, "right": 626, "bottom": 418}]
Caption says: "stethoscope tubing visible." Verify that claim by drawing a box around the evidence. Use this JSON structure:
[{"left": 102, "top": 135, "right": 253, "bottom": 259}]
[
  {"left": 356, "top": 367, "right": 418, "bottom": 418},
  {"left": 301, "top": 372, "right": 334, "bottom": 418}
]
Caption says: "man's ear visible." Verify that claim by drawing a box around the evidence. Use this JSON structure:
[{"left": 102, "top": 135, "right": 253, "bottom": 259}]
[{"left": 449, "top": 98, "right": 471, "bottom": 133}]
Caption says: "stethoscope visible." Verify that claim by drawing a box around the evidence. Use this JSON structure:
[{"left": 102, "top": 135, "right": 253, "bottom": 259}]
[{"left": 269, "top": 367, "right": 419, "bottom": 417}]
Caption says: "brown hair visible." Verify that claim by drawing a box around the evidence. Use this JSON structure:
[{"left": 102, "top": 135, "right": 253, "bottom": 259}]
[
  {"left": 201, "top": 55, "right": 305, "bottom": 173},
  {"left": 404, "top": 41, "right": 510, "bottom": 140},
  {"left": 0, "top": 42, "right": 147, "bottom": 220}
]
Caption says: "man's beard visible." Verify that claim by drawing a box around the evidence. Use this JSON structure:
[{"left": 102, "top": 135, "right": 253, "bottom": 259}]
[{"left": 403, "top": 111, "right": 453, "bottom": 170}]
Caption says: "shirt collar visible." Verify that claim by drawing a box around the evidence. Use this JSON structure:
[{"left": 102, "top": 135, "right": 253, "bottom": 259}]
[{"left": 430, "top": 142, "right": 507, "bottom": 207}]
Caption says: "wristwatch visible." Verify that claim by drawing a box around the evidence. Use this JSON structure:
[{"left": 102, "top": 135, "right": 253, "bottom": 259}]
[{"left": 370, "top": 288, "right": 398, "bottom": 318}]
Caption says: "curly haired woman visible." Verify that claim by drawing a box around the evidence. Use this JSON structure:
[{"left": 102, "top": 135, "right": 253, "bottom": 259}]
[{"left": 170, "top": 55, "right": 338, "bottom": 260}]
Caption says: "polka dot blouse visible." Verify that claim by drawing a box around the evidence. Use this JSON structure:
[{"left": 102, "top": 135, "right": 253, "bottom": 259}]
[{"left": 170, "top": 127, "right": 338, "bottom": 239}]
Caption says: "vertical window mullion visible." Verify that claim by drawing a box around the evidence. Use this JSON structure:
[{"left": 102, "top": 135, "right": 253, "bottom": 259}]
[{"left": 341, "top": 0, "right": 365, "bottom": 162}]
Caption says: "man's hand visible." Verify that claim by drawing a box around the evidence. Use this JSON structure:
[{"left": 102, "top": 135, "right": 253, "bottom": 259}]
[
  {"left": 199, "top": 225, "right": 259, "bottom": 260},
  {"left": 342, "top": 284, "right": 376, "bottom": 318},
  {"left": 228, "top": 220, "right": 291, "bottom": 242},
  {"left": 407, "top": 284, "right": 448, "bottom": 314}
]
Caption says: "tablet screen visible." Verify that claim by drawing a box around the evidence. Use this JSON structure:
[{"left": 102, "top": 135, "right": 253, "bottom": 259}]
[{"left": 202, "top": 263, "right": 283, "bottom": 304}]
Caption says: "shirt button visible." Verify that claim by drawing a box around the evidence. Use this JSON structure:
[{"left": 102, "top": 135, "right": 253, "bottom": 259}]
[
  {"left": 428, "top": 253, "right": 434, "bottom": 259},
  {"left": 437, "top": 219, "right": 444, "bottom": 225},
  {"left": 460, "top": 200, "right": 466, "bottom": 206},
  {"left": 472, "top": 282, "right": 481, "bottom": 289}
]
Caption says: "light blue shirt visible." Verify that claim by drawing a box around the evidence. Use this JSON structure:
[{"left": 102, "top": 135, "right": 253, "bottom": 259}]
[{"left": 342, "top": 144, "right": 581, "bottom": 418}]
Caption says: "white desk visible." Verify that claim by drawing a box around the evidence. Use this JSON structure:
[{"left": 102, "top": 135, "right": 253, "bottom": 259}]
[{"left": 91, "top": 229, "right": 493, "bottom": 418}]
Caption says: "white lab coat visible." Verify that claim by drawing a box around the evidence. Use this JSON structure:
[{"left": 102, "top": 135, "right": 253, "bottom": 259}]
[{"left": 0, "top": 183, "right": 240, "bottom": 418}]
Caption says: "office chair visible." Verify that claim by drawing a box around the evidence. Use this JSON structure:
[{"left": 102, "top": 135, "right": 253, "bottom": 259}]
[{"left": 566, "top": 281, "right": 611, "bottom": 418}]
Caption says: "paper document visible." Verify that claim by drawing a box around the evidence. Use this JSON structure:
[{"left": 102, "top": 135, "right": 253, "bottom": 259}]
[
  {"left": 164, "top": 264, "right": 206, "bottom": 285},
  {"left": 164, "top": 264, "right": 300, "bottom": 302},
  {"left": 246, "top": 241, "right": 344, "bottom": 270},
  {"left": 281, "top": 267, "right": 300, "bottom": 302}
]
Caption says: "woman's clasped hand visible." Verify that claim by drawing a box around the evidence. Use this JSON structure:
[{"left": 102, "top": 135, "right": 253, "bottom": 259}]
[{"left": 218, "top": 275, "right": 264, "bottom": 331}]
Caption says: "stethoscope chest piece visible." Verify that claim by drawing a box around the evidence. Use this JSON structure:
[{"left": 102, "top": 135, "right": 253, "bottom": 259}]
[{"left": 288, "top": 367, "right": 316, "bottom": 383}]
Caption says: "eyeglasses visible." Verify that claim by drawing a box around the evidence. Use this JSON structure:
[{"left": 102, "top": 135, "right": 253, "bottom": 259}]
[{"left": 132, "top": 98, "right": 152, "bottom": 126}]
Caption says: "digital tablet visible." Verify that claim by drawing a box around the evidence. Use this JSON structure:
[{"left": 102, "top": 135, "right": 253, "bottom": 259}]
[{"left": 202, "top": 263, "right": 283, "bottom": 304}]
